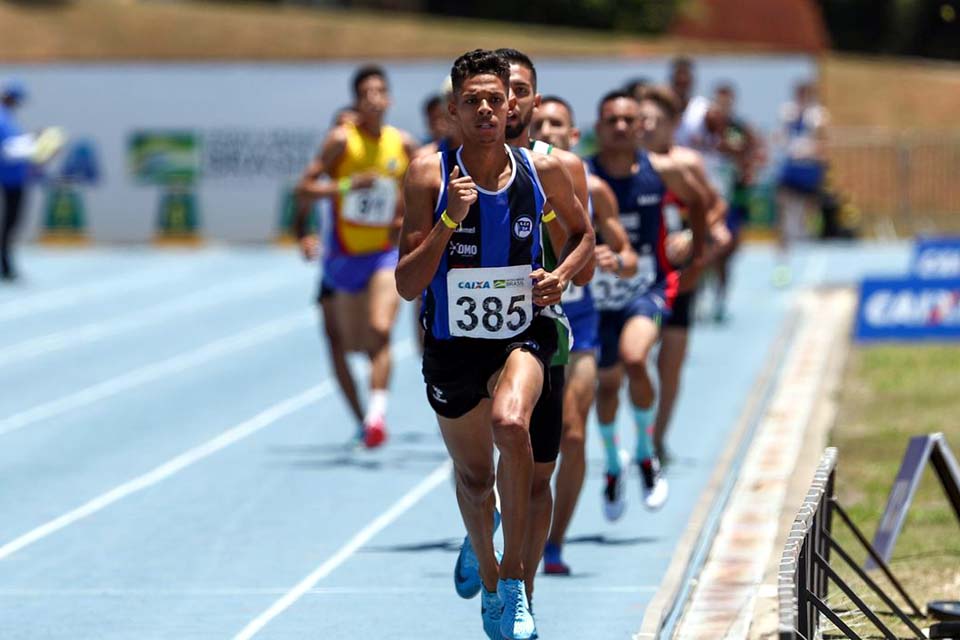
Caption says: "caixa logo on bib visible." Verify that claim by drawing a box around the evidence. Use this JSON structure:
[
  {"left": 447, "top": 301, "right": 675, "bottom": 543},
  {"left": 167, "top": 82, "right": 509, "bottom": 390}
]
[
  {"left": 855, "top": 277, "right": 960, "bottom": 341},
  {"left": 513, "top": 215, "right": 534, "bottom": 240}
]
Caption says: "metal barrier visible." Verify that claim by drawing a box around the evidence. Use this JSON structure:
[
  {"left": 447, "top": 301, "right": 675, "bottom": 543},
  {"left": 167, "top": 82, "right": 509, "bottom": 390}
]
[
  {"left": 778, "top": 448, "right": 925, "bottom": 640},
  {"left": 829, "top": 129, "right": 960, "bottom": 236}
]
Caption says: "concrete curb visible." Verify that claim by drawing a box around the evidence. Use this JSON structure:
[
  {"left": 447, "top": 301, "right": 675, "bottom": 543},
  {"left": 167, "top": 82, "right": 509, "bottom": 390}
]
[{"left": 634, "top": 309, "right": 801, "bottom": 640}]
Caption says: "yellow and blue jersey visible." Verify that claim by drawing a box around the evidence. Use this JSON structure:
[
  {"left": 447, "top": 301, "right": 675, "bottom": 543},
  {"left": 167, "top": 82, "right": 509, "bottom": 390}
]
[{"left": 328, "top": 122, "right": 409, "bottom": 256}]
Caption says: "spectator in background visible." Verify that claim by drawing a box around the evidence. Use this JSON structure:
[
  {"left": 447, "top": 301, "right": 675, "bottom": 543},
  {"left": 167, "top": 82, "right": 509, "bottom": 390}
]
[
  {"left": 775, "top": 80, "right": 830, "bottom": 287},
  {"left": 669, "top": 56, "right": 695, "bottom": 112},
  {"left": 0, "top": 80, "right": 31, "bottom": 282}
]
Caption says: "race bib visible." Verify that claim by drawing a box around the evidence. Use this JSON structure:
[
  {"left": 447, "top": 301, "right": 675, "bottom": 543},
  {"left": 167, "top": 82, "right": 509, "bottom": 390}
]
[
  {"left": 447, "top": 265, "right": 533, "bottom": 339},
  {"left": 561, "top": 283, "right": 585, "bottom": 304},
  {"left": 590, "top": 255, "right": 657, "bottom": 311},
  {"left": 340, "top": 177, "right": 397, "bottom": 227}
]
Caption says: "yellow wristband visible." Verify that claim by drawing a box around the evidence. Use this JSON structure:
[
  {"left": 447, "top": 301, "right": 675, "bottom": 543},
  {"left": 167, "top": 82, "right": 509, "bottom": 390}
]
[
  {"left": 440, "top": 210, "right": 459, "bottom": 230},
  {"left": 337, "top": 177, "right": 352, "bottom": 195},
  {"left": 542, "top": 211, "right": 557, "bottom": 223}
]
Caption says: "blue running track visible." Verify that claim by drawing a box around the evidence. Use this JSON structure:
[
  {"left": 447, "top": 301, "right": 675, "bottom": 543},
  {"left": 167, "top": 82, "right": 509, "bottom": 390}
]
[{"left": 0, "top": 242, "right": 908, "bottom": 639}]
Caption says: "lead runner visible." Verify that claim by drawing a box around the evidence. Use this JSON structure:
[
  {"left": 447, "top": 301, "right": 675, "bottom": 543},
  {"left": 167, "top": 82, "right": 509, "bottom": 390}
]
[{"left": 396, "top": 49, "right": 594, "bottom": 640}]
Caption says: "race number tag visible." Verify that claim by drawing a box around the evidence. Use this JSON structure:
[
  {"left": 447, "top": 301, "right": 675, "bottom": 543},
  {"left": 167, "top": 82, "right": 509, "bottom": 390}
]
[
  {"left": 590, "top": 254, "right": 657, "bottom": 311},
  {"left": 447, "top": 265, "right": 533, "bottom": 339},
  {"left": 341, "top": 177, "right": 397, "bottom": 227},
  {"left": 590, "top": 270, "right": 643, "bottom": 311},
  {"left": 561, "top": 283, "right": 585, "bottom": 304}
]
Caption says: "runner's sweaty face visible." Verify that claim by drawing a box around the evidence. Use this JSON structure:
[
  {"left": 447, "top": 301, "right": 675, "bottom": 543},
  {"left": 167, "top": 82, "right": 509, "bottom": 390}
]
[
  {"left": 505, "top": 63, "right": 539, "bottom": 141},
  {"left": 530, "top": 101, "right": 578, "bottom": 151},
  {"left": 596, "top": 97, "right": 641, "bottom": 154},
  {"left": 451, "top": 74, "right": 512, "bottom": 146},
  {"left": 638, "top": 99, "right": 675, "bottom": 154}
]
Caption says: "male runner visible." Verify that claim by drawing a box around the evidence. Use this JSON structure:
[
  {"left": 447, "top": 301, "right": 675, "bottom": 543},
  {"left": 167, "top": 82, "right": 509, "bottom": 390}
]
[
  {"left": 530, "top": 95, "right": 638, "bottom": 574},
  {"left": 654, "top": 145, "right": 730, "bottom": 464},
  {"left": 296, "top": 65, "right": 417, "bottom": 448},
  {"left": 589, "top": 88, "right": 708, "bottom": 515},
  {"left": 294, "top": 106, "right": 366, "bottom": 433},
  {"left": 397, "top": 49, "right": 593, "bottom": 640},
  {"left": 493, "top": 47, "right": 596, "bottom": 595}
]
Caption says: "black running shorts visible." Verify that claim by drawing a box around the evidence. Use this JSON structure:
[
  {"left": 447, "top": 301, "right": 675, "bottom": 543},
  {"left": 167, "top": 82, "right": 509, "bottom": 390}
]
[
  {"left": 529, "top": 365, "right": 565, "bottom": 463},
  {"left": 665, "top": 290, "right": 695, "bottom": 329},
  {"left": 422, "top": 316, "right": 558, "bottom": 460}
]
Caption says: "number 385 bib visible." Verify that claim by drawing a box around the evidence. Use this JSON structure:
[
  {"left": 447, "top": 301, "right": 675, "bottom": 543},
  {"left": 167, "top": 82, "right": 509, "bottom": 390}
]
[{"left": 447, "top": 265, "right": 533, "bottom": 339}]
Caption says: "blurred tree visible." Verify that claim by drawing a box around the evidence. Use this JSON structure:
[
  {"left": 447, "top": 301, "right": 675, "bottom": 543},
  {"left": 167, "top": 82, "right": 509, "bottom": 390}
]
[
  {"left": 817, "top": 0, "right": 959, "bottom": 59},
  {"left": 423, "top": 0, "right": 682, "bottom": 33}
]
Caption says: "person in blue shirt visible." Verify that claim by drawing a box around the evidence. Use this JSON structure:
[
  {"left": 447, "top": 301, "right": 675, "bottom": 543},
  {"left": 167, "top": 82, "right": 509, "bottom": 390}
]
[{"left": 0, "top": 80, "right": 31, "bottom": 281}]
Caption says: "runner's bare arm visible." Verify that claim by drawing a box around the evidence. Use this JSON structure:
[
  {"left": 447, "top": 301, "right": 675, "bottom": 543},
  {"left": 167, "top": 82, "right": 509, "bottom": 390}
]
[
  {"left": 658, "top": 156, "right": 708, "bottom": 262},
  {"left": 295, "top": 128, "right": 349, "bottom": 201},
  {"left": 396, "top": 156, "right": 468, "bottom": 301},
  {"left": 530, "top": 154, "right": 595, "bottom": 306},
  {"left": 589, "top": 174, "right": 638, "bottom": 277},
  {"left": 540, "top": 149, "right": 594, "bottom": 286},
  {"left": 390, "top": 130, "right": 420, "bottom": 242},
  {"left": 673, "top": 147, "right": 726, "bottom": 227}
]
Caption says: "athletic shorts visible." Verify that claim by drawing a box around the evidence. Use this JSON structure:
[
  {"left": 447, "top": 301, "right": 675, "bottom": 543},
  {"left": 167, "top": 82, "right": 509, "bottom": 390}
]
[
  {"left": 528, "top": 365, "right": 565, "bottom": 463},
  {"left": 316, "top": 278, "right": 335, "bottom": 303},
  {"left": 665, "top": 289, "right": 695, "bottom": 330},
  {"left": 422, "top": 316, "right": 558, "bottom": 461},
  {"left": 322, "top": 248, "right": 398, "bottom": 294},
  {"left": 568, "top": 307, "right": 600, "bottom": 355},
  {"left": 598, "top": 287, "right": 671, "bottom": 369}
]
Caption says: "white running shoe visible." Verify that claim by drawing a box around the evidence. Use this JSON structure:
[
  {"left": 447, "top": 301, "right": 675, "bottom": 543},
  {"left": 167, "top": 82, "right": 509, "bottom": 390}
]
[{"left": 639, "top": 456, "right": 669, "bottom": 511}]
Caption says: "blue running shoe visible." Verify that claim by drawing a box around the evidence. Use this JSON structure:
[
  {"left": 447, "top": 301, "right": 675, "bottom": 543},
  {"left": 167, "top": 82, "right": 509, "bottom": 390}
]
[
  {"left": 454, "top": 509, "right": 502, "bottom": 599},
  {"left": 481, "top": 589, "right": 503, "bottom": 640},
  {"left": 498, "top": 578, "right": 535, "bottom": 640},
  {"left": 542, "top": 541, "right": 570, "bottom": 575},
  {"left": 529, "top": 601, "right": 539, "bottom": 640}
]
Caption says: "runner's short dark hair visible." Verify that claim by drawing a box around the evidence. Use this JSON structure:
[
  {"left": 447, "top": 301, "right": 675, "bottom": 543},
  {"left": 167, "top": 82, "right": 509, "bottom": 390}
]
[
  {"left": 638, "top": 85, "right": 682, "bottom": 120},
  {"left": 352, "top": 65, "right": 388, "bottom": 98},
  {"left": 597, "top": 90, "right": 637, "bottom": 118},
  {"left": 450, "top": 49, "right": 510, "bottom": 95},
  {"left": 539, "top": 95, "right": 575, "bottom": 125},
  {"left": 495, "top": 48, "right": 537, "bottom": 89},
  {"left": 423, "top": 93, "right": 443, "bottom": 115}
]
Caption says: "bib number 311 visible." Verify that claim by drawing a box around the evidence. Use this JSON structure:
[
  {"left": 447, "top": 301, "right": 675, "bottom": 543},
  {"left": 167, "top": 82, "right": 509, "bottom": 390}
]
[
  {"left": 447, "top": 265, "right": 533, "bottom": 339},
  {"left": 341, "top": 178, "right": 397, "bottom": 227}
]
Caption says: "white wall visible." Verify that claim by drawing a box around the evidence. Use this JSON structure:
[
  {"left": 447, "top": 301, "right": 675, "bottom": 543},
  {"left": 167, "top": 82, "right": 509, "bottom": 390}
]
[{"left": 0, "top": 55, "right": 816, "bottom": 243}]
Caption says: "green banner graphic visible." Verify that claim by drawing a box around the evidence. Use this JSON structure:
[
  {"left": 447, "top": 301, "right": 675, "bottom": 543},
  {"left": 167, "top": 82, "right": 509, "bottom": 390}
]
[{"left": 129, "top": 131, "right": 200, "bottom": 186}]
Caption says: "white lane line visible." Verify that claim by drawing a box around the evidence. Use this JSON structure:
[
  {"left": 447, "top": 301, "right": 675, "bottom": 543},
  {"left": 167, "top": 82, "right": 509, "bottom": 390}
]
[
  {"left": 0, "top": 311, "right": 313, "bottom": 438},
  {"left": 0, "top": 273, "right": 295, "bottom": 365},
  {"left": 0, "top": 586, "right": 659, "bottom": 597},
  {"left": 232, "top": 461, "right": 453, "bottom": 640},
  {"left": 0, "top": 381, "right": 334, "bottom": 562},
  {"left": 0, "top": 260, "right": 215, "bottom": 323}
]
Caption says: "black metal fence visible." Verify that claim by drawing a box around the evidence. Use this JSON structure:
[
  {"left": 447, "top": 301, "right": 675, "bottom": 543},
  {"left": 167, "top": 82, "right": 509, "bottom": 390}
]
[{"left": 778, "top": 448, "right": 925, "bottom": 640}]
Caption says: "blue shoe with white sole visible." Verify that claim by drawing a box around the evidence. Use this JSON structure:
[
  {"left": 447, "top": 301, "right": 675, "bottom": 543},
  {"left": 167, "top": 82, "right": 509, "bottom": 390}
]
[{"left": 454, "top": 509, "right": 501, "bottom": 599}]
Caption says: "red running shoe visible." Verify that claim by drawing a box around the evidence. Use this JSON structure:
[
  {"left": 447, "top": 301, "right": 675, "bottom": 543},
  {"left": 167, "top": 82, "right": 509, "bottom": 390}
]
[{"left": 363, "top": 417, "right": 387, "bottom": 449}]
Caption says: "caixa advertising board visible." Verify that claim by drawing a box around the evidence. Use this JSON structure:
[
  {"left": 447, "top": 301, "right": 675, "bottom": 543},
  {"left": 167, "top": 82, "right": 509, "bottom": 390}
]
[
  {"left": 855, "top": 277, "right": 960, "bottom": 341},
  {"left": 911, "top": 237, "right": 960, "bottom": 278}
]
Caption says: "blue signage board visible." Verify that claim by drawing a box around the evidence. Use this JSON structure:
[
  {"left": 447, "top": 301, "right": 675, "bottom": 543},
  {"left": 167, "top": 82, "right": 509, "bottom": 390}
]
[
  {"left": 855, "top": 277, "right": 960, "bottom": 341},
  {"left": 911, "top": 237, "right": 960, "bottom": 279}
]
